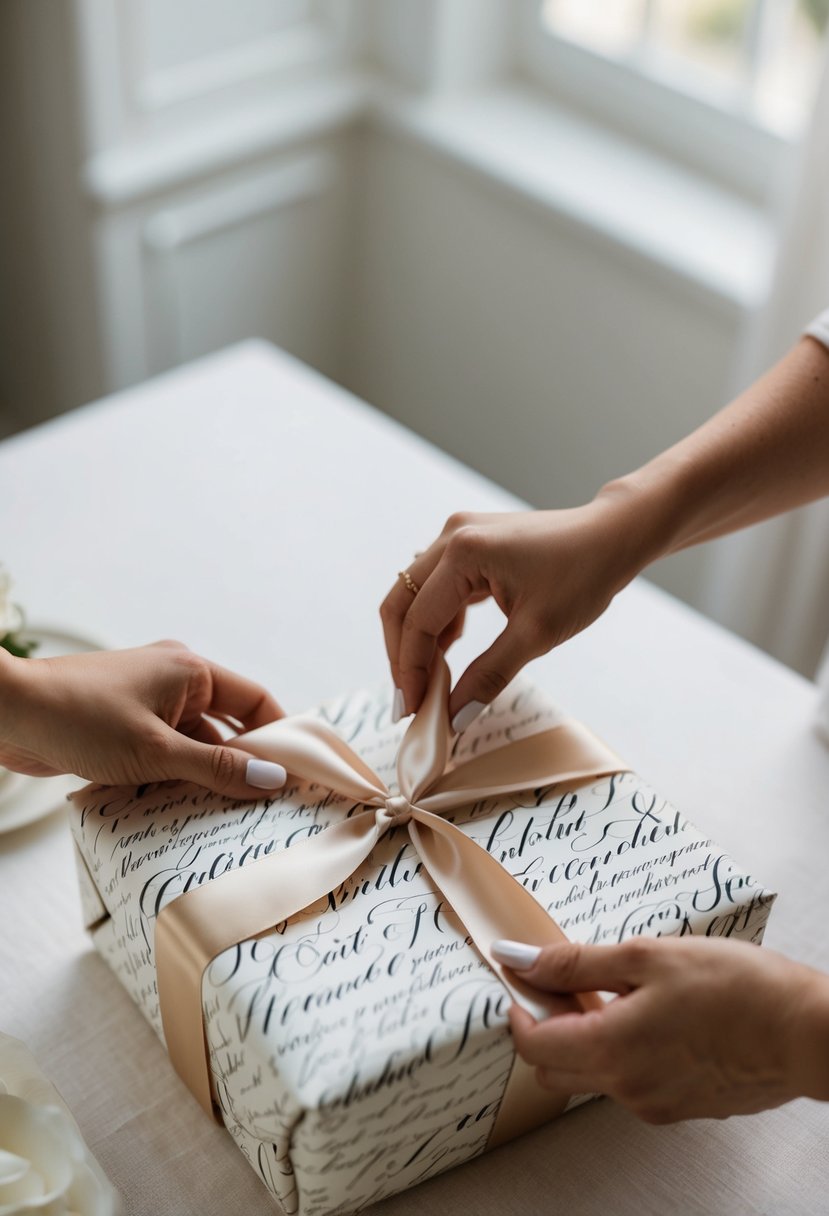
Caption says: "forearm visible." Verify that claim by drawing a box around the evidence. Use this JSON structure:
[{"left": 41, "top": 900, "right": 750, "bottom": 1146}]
[
  {"left": 596, "top": 335, "right": 829, "bottom": 571},
  {"left": 793, "top": 965, "right": 829, "bottom": 1102},
  {"left": 0, "top": 648, "right": 29, "bottom": 745}
]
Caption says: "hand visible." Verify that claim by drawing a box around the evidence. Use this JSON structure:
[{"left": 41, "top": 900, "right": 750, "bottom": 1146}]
[
  {"left": 381, "top": 493, "right": 654, "bottom": 729},
  {"left": 491, "top": 936, "right": 829, "bottom": 1123},
  {"left": 0, "top": 640, "right": 287, "bottom": 797}
]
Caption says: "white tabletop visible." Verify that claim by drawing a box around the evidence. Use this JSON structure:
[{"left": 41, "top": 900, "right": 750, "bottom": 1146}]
[{"left": 1, "top": 341, "right": 828, "bottom": 1216}]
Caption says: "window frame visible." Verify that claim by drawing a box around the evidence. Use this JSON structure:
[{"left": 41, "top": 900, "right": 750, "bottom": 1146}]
[{"left": 514, "top": 0, "right": 793, "bottom": 207}]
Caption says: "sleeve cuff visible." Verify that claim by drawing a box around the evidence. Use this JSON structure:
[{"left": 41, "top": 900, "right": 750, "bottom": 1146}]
[{"left": 804, "top": 307, "right": 829, "bottom": 352}]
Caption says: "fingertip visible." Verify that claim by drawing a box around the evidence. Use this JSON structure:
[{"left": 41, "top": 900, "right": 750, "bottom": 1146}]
[
  {"left": 401, "top": 674, "right": 427, "bottom": 718},
  {"left": 249, "top": 697, "right": 283, "bottom": 730},
  {"left": 448, "top": 669, "right": 496, "bottom": 731},
  {"left": 205, "top": 659, "right": 286, "bottom": 732},
  {"left": 491, "top": 939, "right": 542, "bottom": 972},
  {"left": 447, "top": 675, "right": 477, "bottom": 727},
  {"left": 508, "top": 1003, "right": 538, "bottom": 1040},
  {"left": 450, "top": 699, "right": 487, "bottom": 735},
  {"left": 245, "top": 758, "right": 287, "bottom": 791},
  {"left": 391, "top": 686, "right": 406, "bottom": 725}
]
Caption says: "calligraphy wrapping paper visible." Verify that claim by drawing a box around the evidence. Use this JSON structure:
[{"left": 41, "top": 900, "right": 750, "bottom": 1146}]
[{"left": 69, "top": 678, "right": 775, "bottom": 1216}]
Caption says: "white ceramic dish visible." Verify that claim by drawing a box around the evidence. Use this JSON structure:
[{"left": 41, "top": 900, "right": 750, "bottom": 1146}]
[{"left": 0, "top": 626, "right": 106, "bottom": 834}]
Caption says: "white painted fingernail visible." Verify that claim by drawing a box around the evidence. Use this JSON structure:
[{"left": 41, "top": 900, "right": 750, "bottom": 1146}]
[
  {"left": 491, "top": 940, "right": 541, "bottom": 970},
  {"left": 391, "top": 686, "right": 405, "bottom": 724},
  {"left": 451, "top": 700, "right": 486, "bottom": 734},
  {"left": 246, "top": 759, "right": 287, "bottom": 790}
]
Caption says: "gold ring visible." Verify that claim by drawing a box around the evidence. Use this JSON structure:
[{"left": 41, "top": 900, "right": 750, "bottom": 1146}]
[{"left": 398, "top": 569, "right": 420, "bottom": 596}]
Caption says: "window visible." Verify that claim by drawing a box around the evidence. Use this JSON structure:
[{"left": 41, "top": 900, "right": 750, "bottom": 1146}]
[
  {"left": 539, "top": 0, "right": 828, "bottom": 135},
  {"left": 520, "top": 0, "right": 829, "bottom": 203}
]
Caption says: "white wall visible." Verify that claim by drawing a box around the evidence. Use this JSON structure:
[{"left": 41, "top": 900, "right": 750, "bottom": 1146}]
[
  {"left": 0, "top": 0, "right": 367, "bottom": 425},
  {"left": 94, "top": 129, "right": 361, "bottom": 392},
  {"left": 0, "top": 0, "right": 104, "bottom": 425},
  {"left": 0, "top": 0, "right": 772, "bottom": 634},
  {"left": 342, "top": 123, "right": 741, "bottom": 609}
]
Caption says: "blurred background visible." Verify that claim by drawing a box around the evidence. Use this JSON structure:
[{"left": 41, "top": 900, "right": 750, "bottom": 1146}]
[{"left": 1, "top": 0, "right": 828, "bottom": 677}]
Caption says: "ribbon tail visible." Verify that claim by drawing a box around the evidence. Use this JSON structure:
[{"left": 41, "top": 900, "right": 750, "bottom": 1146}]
[
  {"left": 155, "top": 810, "right": 382, "bottom": 1117},
  {"left": 408, "top": 808, "right": 601, "bottom": 1149}
]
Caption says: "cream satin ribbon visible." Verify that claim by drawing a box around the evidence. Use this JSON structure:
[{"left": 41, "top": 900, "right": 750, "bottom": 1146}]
[{"left": 155, "top": 659, "right": 629, "bottom": 1147}]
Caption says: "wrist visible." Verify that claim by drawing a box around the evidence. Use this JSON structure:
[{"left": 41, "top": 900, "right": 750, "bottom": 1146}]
[
  {"left": 790, "top": 965, "right": 829, "bottom": 1101},
  {"left": 590, "top": 456, "right": 693, "bottom": 585},
  {"left": 0, "top": 648, "right": 35, "bottom": 745}
]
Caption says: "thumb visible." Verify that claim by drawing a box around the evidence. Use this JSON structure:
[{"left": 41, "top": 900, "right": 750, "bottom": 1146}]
[
  {"left": 165, "top": 734, "right": 287, "bottom": 798},
  {"left": 492, "top": 940, "right": 646, "bottom": 996},
  {"left": 449, "top": 621, "right": 531, "bottom": 732}
]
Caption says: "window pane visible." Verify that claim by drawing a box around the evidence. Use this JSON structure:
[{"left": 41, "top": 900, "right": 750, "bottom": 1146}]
[
  {"left": 647, "top": 0, "right": 751, "bottom": 91},
  {"left": 540, "top": 0, "right": 644, "bottom": 57},
  {"left": 539, "top": 0, "right": 829, "bottom": 134},
  {"left": 754, "top": 0, "right": 829, "bottom": 133},
  {"left": 141, "top": 0, "right": 315, "bottom": 75}
]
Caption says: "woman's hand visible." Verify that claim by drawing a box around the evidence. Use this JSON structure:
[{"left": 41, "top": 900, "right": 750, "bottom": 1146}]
[
  {"left": 491, "top": 936, "right": 829, "bottom": 1123},
  {"left": 381, "top": 491, "right": 659, "bottom": 730},
  {"left": 0, "top": 640, "right": 287, "bottom": 797}
]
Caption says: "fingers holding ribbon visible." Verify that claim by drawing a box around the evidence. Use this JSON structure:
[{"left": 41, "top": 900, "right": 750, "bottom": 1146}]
[
  {"left": 382, "top": 535, "right": 488, "bottom": 723},
  {"left": 380, "top": 543, "right": 441, "bottom": 712}
]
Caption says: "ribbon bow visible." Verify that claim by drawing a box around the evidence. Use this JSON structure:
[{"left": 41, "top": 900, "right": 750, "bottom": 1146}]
[{"left": 156, "top": 659, "right": 627, "bottom": 1145}]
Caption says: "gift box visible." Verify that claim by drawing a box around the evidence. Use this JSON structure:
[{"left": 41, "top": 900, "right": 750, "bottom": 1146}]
[{"left": 69, "top": 659, "right": 775, "bottom": 1216}]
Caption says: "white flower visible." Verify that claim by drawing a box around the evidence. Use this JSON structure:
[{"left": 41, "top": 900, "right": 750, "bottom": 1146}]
[
  {"left": 0, "top": 568, "right": 23, "bottom": 637},
  {"left": 0, "top": 1095, "right": 116, "bottom": 1215}
]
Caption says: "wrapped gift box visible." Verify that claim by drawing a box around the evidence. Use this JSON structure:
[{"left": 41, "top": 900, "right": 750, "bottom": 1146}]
[{"left": 69, "top": 671, "right": 775, "bottom": 1216}]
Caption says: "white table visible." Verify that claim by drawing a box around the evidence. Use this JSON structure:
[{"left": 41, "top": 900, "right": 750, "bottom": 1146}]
[{"left": 2, "top": 341, "right": 828, "bottom": 1216}]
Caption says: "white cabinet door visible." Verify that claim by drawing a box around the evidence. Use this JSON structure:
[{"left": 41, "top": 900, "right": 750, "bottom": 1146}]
[
  {"left": 75, "top": 0, "right": 359, "bottom": 152},
  {"left": 94, "top": 139, "right": 355, "bottom": 389}
]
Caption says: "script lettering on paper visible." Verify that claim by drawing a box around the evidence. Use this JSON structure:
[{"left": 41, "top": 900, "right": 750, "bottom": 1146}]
[{"left": 71, "top": 680, "right": 774, "bottom": 1216}]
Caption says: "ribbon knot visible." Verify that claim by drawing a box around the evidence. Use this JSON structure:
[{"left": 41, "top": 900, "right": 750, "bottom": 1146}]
[
  {"left": 382, "top": 793, "right": 414, "bottom": 824},
  {"left": 154, "top": 656, "right": 628, "bottom": 1142}
]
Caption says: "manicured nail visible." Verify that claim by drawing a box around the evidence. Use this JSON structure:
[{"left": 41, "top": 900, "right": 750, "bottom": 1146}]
[
  {"left": 246, "top": 758, "right": 287, "bottom": 790},
  {"left": 491, "top": 939, "right": 541, "bottom": 970},
  {"left": 451, "top": 700, "right": 486, "bottom": 734},
  {"left": 391, "top": 686, "right": 405, "bottom": 724}
]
